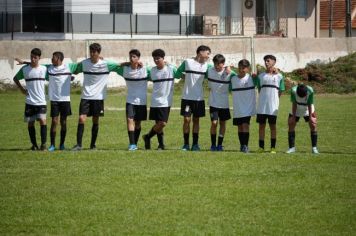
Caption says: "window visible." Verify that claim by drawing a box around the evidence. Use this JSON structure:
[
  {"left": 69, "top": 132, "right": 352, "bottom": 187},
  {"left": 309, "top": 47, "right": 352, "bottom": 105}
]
[
  {"left": 110, "top": 0, "right": 132, "bottom": 14},
  {"left": 158, "top": 0, "right": 179, "bottom": 14},
  {"left": 297, "top": 0, "right": 308, "bottom": 17}
]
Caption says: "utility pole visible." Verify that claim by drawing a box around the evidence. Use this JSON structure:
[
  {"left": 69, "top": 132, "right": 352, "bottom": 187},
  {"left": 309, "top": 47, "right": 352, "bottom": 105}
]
[
  {"left": 345, "top": 0, "right": 352, "bottom": 37},
  {"left": 329, "top": 0, "right": 333, "bottom": 37}
]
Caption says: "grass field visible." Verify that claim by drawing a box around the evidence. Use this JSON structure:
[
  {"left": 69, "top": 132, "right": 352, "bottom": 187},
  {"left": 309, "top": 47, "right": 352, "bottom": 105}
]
[{"left": 0, "top": 91, "right": 355, "bottom": 235}]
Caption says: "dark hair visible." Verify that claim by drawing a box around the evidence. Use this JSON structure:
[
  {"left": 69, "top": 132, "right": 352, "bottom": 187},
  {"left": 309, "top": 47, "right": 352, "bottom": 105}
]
[
  {"left": 238, "top": 59, "right": 250, "bottom": 68},
  {"left": 89, "top": 43, "right": 101, "bottom": 53},
  {"left": 52, "top": 51, "right": 64, "bottom": 61},
  {"left": 152, "top": 49, "right": 165, "bottom": 58},
  {"left": 263, "top": 54, "right": 276, "bottom": 62},
  {"left": 296, "top": 84, "right": 308, "bottom": 97},
  {"left": 31, "top": 48, "right": 41, "bottom": 57},
  {"left": 129, "top": 49, "right": 141, "bottom": 57},
  {"left": 212, "top": 54, "right": 225, "bottom": 64},
  {"left": 196, "top": 45, "right": 211, "bottom": 54}
]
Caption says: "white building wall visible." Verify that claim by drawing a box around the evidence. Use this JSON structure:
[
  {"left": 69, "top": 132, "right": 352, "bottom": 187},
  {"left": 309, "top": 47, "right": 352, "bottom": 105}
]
[
  {"left": 70, "top": 0, "right": 110, "bottom": 13},
  {"left": 180, "top": 0, "right": 195, "bottom": 15},
  {"left": 133, "top": 0, "right": 157, "bottom": 14}
]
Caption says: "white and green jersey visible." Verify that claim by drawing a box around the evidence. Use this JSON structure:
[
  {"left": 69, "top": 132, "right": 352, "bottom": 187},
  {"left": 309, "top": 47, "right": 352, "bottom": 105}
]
[
  {"left": 256, "top": 72, "right": 285, "bottom": 115},
  {"left": 15, "top": 65, "right": 48, "bottom": 106},
  {"left": 150, "top": 64, "right": 177, "bottom": 108},
  {"left": 47, "top": 63, "right": 77, "bottom": 102},
  {"left": 291, "top": 85, "right": 315, "bottom": 117},
  {"left": 207, "top": 67, "right": 232, "bottom": 109},
  {"left": 176, "top": 58, "right": 212, "bottom": 101},
  {"left": 231, "top": 73, "right": 257, "bottom": 118},
  {"left": 76, "top": 59, "right": 118, "bottom": 100},
  {"left": 116, "top": 66, "right": 150, "bottom": 105}
]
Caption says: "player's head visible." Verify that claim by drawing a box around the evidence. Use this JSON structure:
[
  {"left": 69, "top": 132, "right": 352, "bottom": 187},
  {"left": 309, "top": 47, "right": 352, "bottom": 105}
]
[
  {"left": 129, "top": 49, "right": 141, "bottom": 64},
  {"left": 30, "top": 48, "right": 41, "bottom": 65},
  {"left": 196, "top": 45, "right": 211, "bottom": 63},
  {"left": 296, "top": 84, "right": 308, "bottom": 98},
  {"left": 212, "top": 54, "right": 225, "bottom": 71},
  {"left": 263, "top": 54, "right": 276, "bottom": 69},
  {"left": 238, "top": 59, "right": 250, "bottom": 75},
  {"left": 52, "top": 51, "right": 64, "bottom": 66},
  {"left": 152, "top": 49, "right": 165, "bottom": 68},
  {"left": 89, "top": 43, "right": 101, "bottom": 62}
]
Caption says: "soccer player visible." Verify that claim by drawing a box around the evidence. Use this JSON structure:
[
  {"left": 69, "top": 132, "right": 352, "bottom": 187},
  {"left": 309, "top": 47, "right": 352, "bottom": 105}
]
[
  {"left": 231, "top": 59, "right": 257, "bottom": 153},
  {"left": 13, "top": 48, "right": 48, "bottom": 151},
  {"left": 255, "top": 55, "right": 285, "bottom": 153},
  {"left": 72, "top": 43, "right": 119, "bottom": 151},
  {"left": 115, "top": 49, "right": 150, "bottom": 151},
  {"left": 286, "top": 84, "right": 319, "bottom": 154},
  {"left": 176, "top": 45, "right": 212, "bottom": 151},
  {"left": 142, "top": 49, "right": 177, "bottom": 150},
  {"left": 207, "top": 54, "right": 233, "bottom": 151}
]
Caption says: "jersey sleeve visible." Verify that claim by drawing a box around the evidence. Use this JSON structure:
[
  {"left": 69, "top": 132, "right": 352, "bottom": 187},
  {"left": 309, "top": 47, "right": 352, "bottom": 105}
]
[
  {"left": 68, "top": 63, "right": 79, "bottom": 74},
  {"left": 279, "top": 74, "right": 285, "bottom": 91},
  {"left": 14, "top": 66, "right": 25, "bottom": 80},
  {"left": 45, "top": 69, "right": 49, "bottom": 81},
  {"left": 290, "top": 88, "right": 297, "bottom": 103},
  {"left": 175, "top": 61, "right": 186, "bottom": 78},
  {"left": 255, "top": 74, "right": 262, "bottom": 89},
  {"left": 106, "top": 61, "right": 119, "bottom": 72},
  {"left": 74, "top": 62, "right": 83, "bottom": 74},
  {"left": 307, "top": 87, "right": 314, "bottom": 104},
  {"left": 252, "top": 74, "right": 259, "bottom": 87},
  {"left": 146, "top": 67, "right": 151, "bottom": 81},
  {"left": 114, "top": 65, "right": 124, "bottom": 76}
]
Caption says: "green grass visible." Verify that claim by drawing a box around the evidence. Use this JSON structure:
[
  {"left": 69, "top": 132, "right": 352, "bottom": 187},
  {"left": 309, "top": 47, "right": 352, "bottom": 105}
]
[{"left": 0, "top": 91, "right": 355, "bottom": 235}]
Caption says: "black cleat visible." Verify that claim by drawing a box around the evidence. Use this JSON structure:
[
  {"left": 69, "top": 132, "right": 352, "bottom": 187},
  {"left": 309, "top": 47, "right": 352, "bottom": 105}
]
[{"left": 142, "top": 134, "right": 151, "bottom": 150}]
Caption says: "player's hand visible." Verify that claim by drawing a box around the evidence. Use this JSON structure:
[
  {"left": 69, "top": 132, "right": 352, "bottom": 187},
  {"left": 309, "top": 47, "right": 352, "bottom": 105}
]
[
  {"left": 310, "top": 112, "right": 317, "bottom": 125},
  {"left": 22, "top": 88, "right": 28, "bottom": 96},
  {"left": 272, "top": 67, "right": 280, "bottom": 74},
  {"left": 15, "top": 58, "right": 24, "bottom": 65},
  {"left": 225, "top": 66, "right": 232, "bottom": 74},
  {"left": 71, "top": 76, "right": 75, "bottom": 81}
]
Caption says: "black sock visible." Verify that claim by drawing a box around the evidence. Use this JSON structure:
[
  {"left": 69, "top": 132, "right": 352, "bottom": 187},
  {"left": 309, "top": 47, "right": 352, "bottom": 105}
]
[
  {"left": 238, "top": 132, "right": 243, "bottom": 146},
  {"left": 211, "top": 134, "right": 216, "bottom": 146},
  {"left": 311, "top": 131, "right": 318, "bottom": 147},
  {"left": 77, "top": 123, "right": 84, "bottom": 147},
  {"left": 193, "top": 133, "right": 199, "bottom": 145},
  {"left": 28, "top": 126, "right": 37, "bottom": 147},
  {"left": 271, "top": 138, "right": 276, "bottom": 149},
  {"left": 90, "top": 124, "right": 99, "bottom": 148},
  {"left": 184, "top": 133, "right": 189, "bottom": 145},
  {"left": 134, "top": 128, "right": 141, "bottom": 145},
  {"left": 157, "top": 132, "right": 164, "bottom": 146},
  {"left": 60, "top": 127, "right": 66, "bottom": 146},
  {"left": 148, "top": 128, "right": 156, "bottom": 139},
  {"left": 40, "top": 125, "right": 47, "bottom": 145},
  {"left": 128, "top": 131, "right": 135, "bottom": 145},
  {"left": 288, "top": 131, "right": 295, "bottom": 148},
  {"left": 244, "top": 132, "right": 250, "bottom": 146},
  {"left": 50, "top": 130, "right": 56, "bottom": 146},
  {"left": 259, "top": 140, "right": 265, "bottom": 149},
  {"left": 218, "top": 135, "right": 224, "bottom": 146}
]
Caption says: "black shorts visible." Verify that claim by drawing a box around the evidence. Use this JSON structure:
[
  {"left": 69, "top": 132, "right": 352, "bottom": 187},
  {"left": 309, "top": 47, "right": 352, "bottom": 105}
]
[
  {"left": 233, "top": 116, "right": 251, "bottom": 126},
  {"left": 126, "top": 103, "right": 147, "bottom": 121},
  {"left": 24, "top": 104, "right": 47, "bottom": 122},
  {"left": 256, "top": 114, "right": 277, "bottom": 124},
  {"left": 79, "top": 99, "right": 104, "bottom": 117},
  {"left": 149, "top": 107, "right": 171, "bottom": 122},
  {"left": 209, "top": 106, "right": 231, "bottom": 121},
  {"left": 51, "top": 101, "right": 72, "bottom": 118},
  {"left": 289, "top": 114, "right": 309, "bottom": 122},
  {"left": 180, "top": 99, "right": 205, "bottom": 118}
]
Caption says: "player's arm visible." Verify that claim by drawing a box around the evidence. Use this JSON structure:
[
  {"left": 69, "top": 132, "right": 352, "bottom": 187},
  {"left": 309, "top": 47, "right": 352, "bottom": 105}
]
[
  {"left": 73, "top": 61, "right": 83, "bottom": 74},
  {"left": 146, "top": 67, "right": 152, "bottom": 81},
  {"left": 175, "top": 61, "right": 185, "bottom": 79},
  {"left": 13, "top": 67, "right": 28, "bottom": 95},
  {"left": 278, "top": 75, "right": 285, "bottom": 97}
]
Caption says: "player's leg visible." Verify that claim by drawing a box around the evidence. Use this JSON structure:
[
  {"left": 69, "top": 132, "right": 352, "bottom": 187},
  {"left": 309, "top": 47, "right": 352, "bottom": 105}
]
[
  {"left": 134, "top": 120, "right": 141, "bottom": 145},
  {"left": 49, "top": 116, "right": 59, "bottom": 151},
  {"left": 181, "top": 99, "right": 192, "bottom": 150},
  {"left": 59, "top": 116, "right": 67, "bottom": 150},
  {"left": 90, "top": 116, "right": 99, "bottom": 149},
  {"left": 286, "top": 114, "right": 297, "bottom": 153},
  {"left": 216, "top": 120, "right": 226, "bottom": 151},
  {"left": 257, "top": 114, "right": 266, "bottom": 152},
  {"left": 156, "top": 121, "right": 167, "bottom": 149},
  {"left": 191, "top": 117, "right": 200, "bottom": 151},
  {"left": 28, "top": 120, "right": 38, "bottom": 150},
  {"left": 241, "top": 121, "right": 250, "bottom": 153},
  {"left": 309, "top": 113, "right": 319, "bottom": 154},
  {"left": 210, "top": 107, "right": 218, "bottom": 151},
  {"left": 38, "top": 117, "right": 47, "bottom": 151},
  {"left": 73, "top": 99, "right": 88, "bottom": 150},
  {"left": 126, "top": 103, "right": 137, "bottom": 151}
]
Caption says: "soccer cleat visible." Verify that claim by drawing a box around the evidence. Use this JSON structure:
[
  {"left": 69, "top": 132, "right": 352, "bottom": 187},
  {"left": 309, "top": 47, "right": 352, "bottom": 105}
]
[
  {"left": 312, "top": 147, "right": 319, "bottom": 154},
  {"left": 216, "top": 145, "right": 224, "bottom": 151},
  {"left": 181, "top": 144, "right": 190, "bottom": 151},
  {"left": 157, "top": 145, "right": 165, "bottom": 150},
  {"left": 90, "top": 145, "right": 97, "bottom": 150},
  {"left": 48, "top": 145, "right": 55, "bottom": 152},
  {"left": 128, "top": 144, "right": 138, "bottom": 151},
  {"left": 257, "top": 147, "right": 265, "bottom": 153},
  {"left": 191, "top": 144, "right": 201, "bottom": 151},
  {"left": 286, "top": 147, "right": 296, "bottom": 154},
  {"left": 142, "top": 134, "right": 151, "bottom": 150},
  {"left": 40, "top": 144, "right": 46, "bottom": 151},
  {"left": 241, "top": 145, "right": 249, "bottom": 153},
  {"left": 210, "top": 145, "right": 217, "bottom": 151},
  {"left": 71, "top": 145, "right": 82, "bottom": 151},
  {"left": 30, "top": 145, "right": 39, "bottom": 151},
  {"left": 59, "top": 144, "right": 65, "bottom": 150},
  {"left": 270, "top": 148, "right": 277, "bottom": 154}
]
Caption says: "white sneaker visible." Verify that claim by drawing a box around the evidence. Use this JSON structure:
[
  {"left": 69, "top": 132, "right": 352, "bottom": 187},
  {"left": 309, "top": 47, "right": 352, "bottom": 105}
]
[
  {"left": 312, "top": 147, "right": 319, "bottom": 154},
  {"left": 286, "top": 147, "right": 296, "bottom": 154}
]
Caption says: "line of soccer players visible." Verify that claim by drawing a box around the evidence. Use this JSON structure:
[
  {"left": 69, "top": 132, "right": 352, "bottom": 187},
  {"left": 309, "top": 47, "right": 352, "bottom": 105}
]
[{"left": 13, "top": 43, "right": 319, "bottom": 154}]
